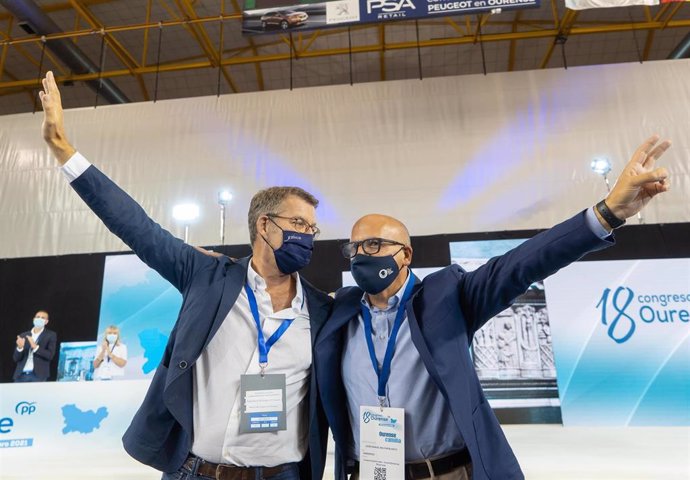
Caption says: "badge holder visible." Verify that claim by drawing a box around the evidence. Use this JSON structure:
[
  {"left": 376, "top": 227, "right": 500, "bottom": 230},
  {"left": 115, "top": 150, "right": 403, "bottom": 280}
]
[{"left": 240, "top": 362, "right": 287, "bottom": 434}]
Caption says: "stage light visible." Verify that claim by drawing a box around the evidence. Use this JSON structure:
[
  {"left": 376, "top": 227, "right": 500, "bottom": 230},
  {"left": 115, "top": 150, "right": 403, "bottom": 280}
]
[
  {"left": 217, "top": 190, "right": 233, "bottom": 245},
  {"left": 590, "top": 157, "right": 612, "bottom": 176},
  {"left": 218, "top": 190, "right": 233, "bottom": 205},
  {"left": 172, "top": 203, "right": 199, "bottom": 242}
]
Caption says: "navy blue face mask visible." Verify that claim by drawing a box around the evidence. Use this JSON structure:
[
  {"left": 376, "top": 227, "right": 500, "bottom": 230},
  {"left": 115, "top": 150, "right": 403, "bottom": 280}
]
[
  {"left": 262, "top": 229, "right": 314, "bottom": 274},
  {"left": 350, "top": 254, "right": 401, "bottom": 294}
]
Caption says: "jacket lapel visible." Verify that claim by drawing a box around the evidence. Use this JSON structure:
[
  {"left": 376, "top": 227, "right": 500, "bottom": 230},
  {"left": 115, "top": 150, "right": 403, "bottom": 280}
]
[{"left": 202, "top": 255, "right": 251, "bottom": 352}]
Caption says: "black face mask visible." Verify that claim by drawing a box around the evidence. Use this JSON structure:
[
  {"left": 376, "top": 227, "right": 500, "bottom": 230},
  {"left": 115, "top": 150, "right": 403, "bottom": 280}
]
[{"left": 350, "top": 254, "right": 401, "bottom": 294}]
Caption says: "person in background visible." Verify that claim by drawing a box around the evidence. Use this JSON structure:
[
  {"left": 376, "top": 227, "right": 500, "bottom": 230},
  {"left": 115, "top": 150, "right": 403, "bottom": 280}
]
[
  {"left": 13, "top": 310, "right": 58, "bottom": 382},
  {"left": 93, "top": 325, "right": 128, "bottom": 380}
]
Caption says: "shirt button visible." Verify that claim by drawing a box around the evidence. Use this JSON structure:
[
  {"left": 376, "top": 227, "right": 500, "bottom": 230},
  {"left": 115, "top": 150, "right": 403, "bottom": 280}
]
[
  {"left": 378, "top": 335, "right": 386, "bottom": 340},
  {"left": 178, "top": 360, "right": 188, "bottom": 369}
]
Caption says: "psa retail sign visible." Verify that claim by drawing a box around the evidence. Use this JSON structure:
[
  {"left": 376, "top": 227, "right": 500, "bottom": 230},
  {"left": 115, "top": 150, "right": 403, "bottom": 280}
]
[
  {"left": 598, "top": 286, "right": 690, "bottom": 344},
  {"left": 363, "top": 0, "right": 417, "bottom": 21}
]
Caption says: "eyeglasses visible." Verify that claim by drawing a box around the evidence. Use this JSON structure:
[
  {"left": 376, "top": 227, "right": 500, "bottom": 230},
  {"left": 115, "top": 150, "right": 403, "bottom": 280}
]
[
  {"left": 267, "top": 214, "right": 321, "bottom": 238},
  {"left": 340, "top": 238, "right": 407, "bottom": 259}
]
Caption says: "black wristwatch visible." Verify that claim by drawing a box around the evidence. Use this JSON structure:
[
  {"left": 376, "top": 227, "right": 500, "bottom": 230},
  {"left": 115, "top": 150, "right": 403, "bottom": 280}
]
[{"left": 595, "top": 200, "right": 626, "bottom": 229}]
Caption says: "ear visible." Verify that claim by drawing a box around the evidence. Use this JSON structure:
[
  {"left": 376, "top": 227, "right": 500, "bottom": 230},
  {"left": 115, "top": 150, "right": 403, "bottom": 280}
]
[
  {"left": 256, "top": 215, "right": 269, "bottom": 237},
  {"left": 402, "top": 246, "right": 413, "bottom": 267}
]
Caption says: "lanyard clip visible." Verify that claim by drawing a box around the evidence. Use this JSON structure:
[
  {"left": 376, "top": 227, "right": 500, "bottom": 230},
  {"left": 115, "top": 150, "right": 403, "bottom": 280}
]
[
  {"left": 378, "top": 396, "right": 387, "bottom": 410},
  {"left": 259, "top": 362, "right": 268, "bottom": 377}
]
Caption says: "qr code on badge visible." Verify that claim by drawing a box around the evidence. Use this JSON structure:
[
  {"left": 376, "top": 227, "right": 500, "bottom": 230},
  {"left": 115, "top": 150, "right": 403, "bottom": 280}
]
[{"left": 374, "top": 466, "right": 387, "bottom": 480}]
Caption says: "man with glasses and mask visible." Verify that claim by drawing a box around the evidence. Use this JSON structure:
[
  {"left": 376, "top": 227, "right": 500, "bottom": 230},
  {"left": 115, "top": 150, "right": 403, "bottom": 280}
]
[
  {"left": 38, "top": 71, "right": 331, "bottom": 480},
  {"left": 315, "top": 135, "right": 672, "bottom": 480}
]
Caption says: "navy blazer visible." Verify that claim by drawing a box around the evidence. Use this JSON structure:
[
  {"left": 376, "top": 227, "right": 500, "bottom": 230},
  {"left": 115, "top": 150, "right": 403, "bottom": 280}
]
[
  {"left": 315, "top": 210, "right": 614, "bottom": 480},
  {"left": 12, "top": 328, "right": 57, "bottom": 381},
  {"left": 69, "top": 165, "right": 332, "bottom": 477}
]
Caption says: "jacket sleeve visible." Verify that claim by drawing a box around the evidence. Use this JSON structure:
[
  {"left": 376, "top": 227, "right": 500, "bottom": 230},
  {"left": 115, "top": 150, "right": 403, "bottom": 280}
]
[
  {"left": 12, "top": 345, "right": 27, "bottom": 363},
  {"left": 70, "top": 165, "right": 215, "bottom": 292},
  {"left": 457, "top": 209, "right": 614, "bottom": 335},
  {"left": 33, "top": 332, "right": 57, "bottom": 361}
]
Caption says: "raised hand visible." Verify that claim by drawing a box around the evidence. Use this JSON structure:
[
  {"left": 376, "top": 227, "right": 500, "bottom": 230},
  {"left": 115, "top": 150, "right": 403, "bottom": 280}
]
[
  {"left": 16, "top": 335, "right": 26, "bottom": 349},
  {"left": 604, "top": 135, "right": 671, "bottom": 224},
  {"left": 38, "top": 71, "right": 76, "bottom": 164}
]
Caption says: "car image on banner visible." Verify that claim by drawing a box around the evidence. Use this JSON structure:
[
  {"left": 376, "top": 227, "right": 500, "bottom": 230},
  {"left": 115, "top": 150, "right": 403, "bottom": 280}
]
[{"left": 260, "top": 10, "right": 309, "bottom": 30}]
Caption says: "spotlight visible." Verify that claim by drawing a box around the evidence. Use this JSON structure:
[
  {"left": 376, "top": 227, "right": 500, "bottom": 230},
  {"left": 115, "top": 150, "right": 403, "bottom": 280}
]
[
  {"left": 172, "top": 203, "right": 199, "bottom": 243},
  {"left": 590, "top": 157, "right": 612, "bottom": 176},
  {"left": 217, "top": 190, "right": 233, "bottom": 245},
  {"left": 218, "top": 190, "right": 233, "bottom": 205}
]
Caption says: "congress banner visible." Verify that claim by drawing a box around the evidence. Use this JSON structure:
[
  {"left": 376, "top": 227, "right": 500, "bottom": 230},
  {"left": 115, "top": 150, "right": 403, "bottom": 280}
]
[
  {"left": 544, "top": 258, "right": 690, "bottom": 426},
  {"left": 0, "top": 381, "right": 154, "bottom": 478},
  {"left": 242, "top": 0, "right": 541, "bottom": 35}
]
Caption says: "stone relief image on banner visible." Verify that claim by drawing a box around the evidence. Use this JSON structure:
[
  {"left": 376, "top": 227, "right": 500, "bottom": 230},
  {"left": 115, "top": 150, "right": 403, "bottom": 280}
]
[
  {"left": 450, "top": 239, "right": 562, "bottom": 424},
  {"left": 96, "top": 254, "right": 183, "bottom": 380}
]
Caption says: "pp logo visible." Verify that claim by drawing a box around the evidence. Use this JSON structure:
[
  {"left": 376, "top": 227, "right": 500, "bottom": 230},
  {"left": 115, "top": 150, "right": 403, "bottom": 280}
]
[
  {"left": 15, "top": 401, "right": 36, "bottom": 416},
  {"left": 378, "top": 268, "right": 394, "bottom": 279}
]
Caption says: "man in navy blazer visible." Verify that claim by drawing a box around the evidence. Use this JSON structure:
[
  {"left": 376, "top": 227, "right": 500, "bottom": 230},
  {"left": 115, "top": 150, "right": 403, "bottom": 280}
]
[
  {"left": 39, "top": 71, "right": 331, "bottom": 480},
  {"left": 13, "top": 310, "right": 57, "bottom": 382},
  {"left": 315, "top": 136, "right": 672, "bottom": 480}
]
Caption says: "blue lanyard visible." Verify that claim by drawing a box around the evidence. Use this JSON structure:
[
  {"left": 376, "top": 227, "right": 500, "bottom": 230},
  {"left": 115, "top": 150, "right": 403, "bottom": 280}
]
[
  {"left": 361, "top": 272, "right": 417, "bottom": 406},
  {"left": 244, "top": 283, "right": 295, "bottom": 373}
]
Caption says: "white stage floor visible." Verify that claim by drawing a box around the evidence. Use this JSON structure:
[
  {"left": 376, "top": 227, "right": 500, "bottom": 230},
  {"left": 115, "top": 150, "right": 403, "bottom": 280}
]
[{"left": 2, "top": 426, "right": 688, "bottom": 479}]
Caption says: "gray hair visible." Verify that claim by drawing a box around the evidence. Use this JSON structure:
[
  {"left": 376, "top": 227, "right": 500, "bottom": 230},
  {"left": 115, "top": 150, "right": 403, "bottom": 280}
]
[{"left": 248, "top": 187, "right": 319, "bottom": 246}]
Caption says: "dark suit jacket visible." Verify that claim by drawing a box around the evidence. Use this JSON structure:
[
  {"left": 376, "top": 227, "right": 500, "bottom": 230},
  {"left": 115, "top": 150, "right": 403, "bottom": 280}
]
[
  {"left": 69, "top": 165, "right": 332, "bottom": 478},
  {"left": 12, "top": 328, "right": 57, "bottom": 381},
  {"left": 315, "top": 210, "right": 613, "bottom": 480}
]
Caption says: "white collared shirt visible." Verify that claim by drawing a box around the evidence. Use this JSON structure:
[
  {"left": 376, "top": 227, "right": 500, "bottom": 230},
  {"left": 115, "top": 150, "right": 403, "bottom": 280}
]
[
  {"left": 192, "top": 263, "right": 312, "bottom": 465},
  {"left": 19, "top": 328, "right": 43, "bottom": 373},
  {"left": 60, "top": 152, "right": 313, "bottom": 466}
]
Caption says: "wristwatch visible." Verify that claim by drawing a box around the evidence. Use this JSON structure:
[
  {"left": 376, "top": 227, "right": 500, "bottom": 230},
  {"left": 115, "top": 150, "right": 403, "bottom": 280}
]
[{"left": 595, "top": 199, "right": 626, "bottom": 229}]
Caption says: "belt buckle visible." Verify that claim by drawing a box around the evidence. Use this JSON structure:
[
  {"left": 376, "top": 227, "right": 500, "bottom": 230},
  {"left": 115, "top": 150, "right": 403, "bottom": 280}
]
[{"left": 215, "top": 464, "right": 243, "bottom": 480}]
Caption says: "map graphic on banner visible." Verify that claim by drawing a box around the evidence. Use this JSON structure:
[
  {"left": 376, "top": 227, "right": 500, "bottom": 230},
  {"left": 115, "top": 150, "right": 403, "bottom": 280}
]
[
  {"left": 544, "top": 258, "right": 690, "bottom": 426},
  {"left": 61, "top": 404, "right": 109, "bottom": 434},
  {"left": 96, "top": 254, "right": 183, "bottom": 379},
  {"left": 243, "top": 0, "right": 541, "bottom": 34}
]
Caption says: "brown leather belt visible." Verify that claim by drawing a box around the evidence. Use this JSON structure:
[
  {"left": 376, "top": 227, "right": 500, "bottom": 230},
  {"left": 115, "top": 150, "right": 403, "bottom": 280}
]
[
  {"left": 183, "top": 455, "right": 294, "bottom": 480},
  {"left": 355, "top": 449, "right": 472, "bottom": 480}
]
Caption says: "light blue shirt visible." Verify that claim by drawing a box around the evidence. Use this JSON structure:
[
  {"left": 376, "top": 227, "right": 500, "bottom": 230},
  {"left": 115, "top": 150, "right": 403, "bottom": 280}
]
[
  {"left": 342, "top": 273, "right": 466, "bottom": 462},
  {"left": 341, "top": 208, "right": 611, "bottom": 462}
]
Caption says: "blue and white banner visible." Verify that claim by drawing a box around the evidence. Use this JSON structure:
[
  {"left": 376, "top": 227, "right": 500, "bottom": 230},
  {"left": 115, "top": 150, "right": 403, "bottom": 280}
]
[
  {"left": 545, "top": 259, "right": 690, "bottom": 426},
  {"left": 0, "top": 381, "right": 155, "bottom": 477},
  {"left": 95, "top": 254, "right": 182, "bottom": 380}
]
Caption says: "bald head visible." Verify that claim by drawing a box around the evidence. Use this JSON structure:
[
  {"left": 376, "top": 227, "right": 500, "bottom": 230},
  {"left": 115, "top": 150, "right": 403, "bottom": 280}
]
[{"left": 351, "top": 214, "right": 411, "bottom": 245}]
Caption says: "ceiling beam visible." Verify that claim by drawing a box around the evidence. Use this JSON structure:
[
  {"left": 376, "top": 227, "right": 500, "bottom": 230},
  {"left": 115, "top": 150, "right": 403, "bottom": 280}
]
[
  {"left": 4, "top": 15, "right": 690, "bottom": 91},
  {"left": 508, "top": 11, "right": 522, "bottom": 72},
  {"left": 539, "top": 9, "right": 579, "bottom": 69},
  {"left": 170, "top": 0, "right": 238, "bottom": 93},
  {"left": 69, "top": 0, "right": 150, "bottom": 100}
]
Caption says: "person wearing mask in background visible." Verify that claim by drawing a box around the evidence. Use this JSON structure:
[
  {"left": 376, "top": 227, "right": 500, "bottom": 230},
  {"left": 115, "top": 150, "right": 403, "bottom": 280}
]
[
  {"left": 93, "top": 325, "right": 128, "bottom": 381},
  {"left": 13, "top": 310, "right": 58, "bottom": 382}
]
